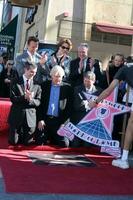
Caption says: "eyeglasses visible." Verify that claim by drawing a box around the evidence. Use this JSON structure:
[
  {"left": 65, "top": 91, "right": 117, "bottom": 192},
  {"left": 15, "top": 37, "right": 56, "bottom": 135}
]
[
  {"left": 8, "top": 63, "right": 13, "bottom": 65},
  {"left": 61, "top": 46, "right": 70, "bottom": 51}
]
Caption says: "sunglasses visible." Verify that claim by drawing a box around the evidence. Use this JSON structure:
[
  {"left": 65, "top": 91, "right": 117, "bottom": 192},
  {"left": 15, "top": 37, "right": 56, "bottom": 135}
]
[
  {"left": 61, "top": 46, "right": 70, "bottom": 50},
  {"left": 8, "top": 63, "right": 13, "bottom": 65}
]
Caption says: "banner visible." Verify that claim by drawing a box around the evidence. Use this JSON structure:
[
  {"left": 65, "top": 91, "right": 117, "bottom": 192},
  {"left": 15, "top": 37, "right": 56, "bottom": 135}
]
[
  {"left": 58, "top": 90, "right": 130, "bottom": 157},
  {"left": 0, "top": 15, "right": 18, "bottom": 58}
]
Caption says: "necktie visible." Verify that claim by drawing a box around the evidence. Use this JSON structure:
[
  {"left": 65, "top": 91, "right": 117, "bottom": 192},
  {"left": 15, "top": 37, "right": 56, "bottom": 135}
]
[{"left": 26, "top": 80, "right": 30, "bottom": 90}]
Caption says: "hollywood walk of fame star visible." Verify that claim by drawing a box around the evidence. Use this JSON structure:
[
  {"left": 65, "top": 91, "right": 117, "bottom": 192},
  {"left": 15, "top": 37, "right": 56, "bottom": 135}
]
[{"left": 81, "top": 89, "right": 130, "bottom": 137}]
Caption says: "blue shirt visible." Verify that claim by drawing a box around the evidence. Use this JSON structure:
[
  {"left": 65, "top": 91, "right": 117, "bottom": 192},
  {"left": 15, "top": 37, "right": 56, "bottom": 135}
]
[{"left": 47, "top": 85, "right": 60, "bottom": 117}]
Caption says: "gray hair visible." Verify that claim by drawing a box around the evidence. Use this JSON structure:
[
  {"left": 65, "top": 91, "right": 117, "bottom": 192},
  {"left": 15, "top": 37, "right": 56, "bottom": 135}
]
[
  {"left": 50, "top": 65, "right": 65, "bottom": 77},
  {"left": 84, "top": 71, "right": 96, "bottom": 81},
  {"left": 78, "top": 43, "right": 90, "bottom": 51}
]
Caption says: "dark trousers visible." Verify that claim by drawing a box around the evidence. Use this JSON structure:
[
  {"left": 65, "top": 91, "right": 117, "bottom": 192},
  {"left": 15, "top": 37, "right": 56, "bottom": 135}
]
[
  {"left": 35, "top": 116, "right": 68, "bottom": 147},
  {"left": 8, "top": 119, "right": 35, "bottom": 145}
]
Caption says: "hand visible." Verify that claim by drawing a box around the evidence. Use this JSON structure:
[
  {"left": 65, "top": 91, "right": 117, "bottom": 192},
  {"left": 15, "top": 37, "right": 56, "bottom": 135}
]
[
  {"left": 81, "top": 100, "right": 91, "bottom": 111},
  {"left": 59, "top": 124, "right": 64, "bottom": 128},
  {"left": 4, "top": 78, "right": 11, "bottom": 84},
  {"left": 38, "top": 120, "right": 46, "bottom": 131},
  {"left": 25, "top": 90, "right": 32, "bottom": 101},
  {"left": 40, "top": 54, "right": 48, "bottom": 65},
  {"left": 88, "top": 100, "right": 97, "bottom": 109}
]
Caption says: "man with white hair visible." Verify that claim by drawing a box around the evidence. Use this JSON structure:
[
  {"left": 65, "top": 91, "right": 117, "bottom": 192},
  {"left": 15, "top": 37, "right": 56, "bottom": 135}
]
[{"left": 37, "top": 65, "right": 73, "bottom": 146}]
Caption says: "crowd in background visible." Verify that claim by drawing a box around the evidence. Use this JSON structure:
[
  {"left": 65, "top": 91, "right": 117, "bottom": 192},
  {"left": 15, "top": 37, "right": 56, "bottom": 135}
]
[{"left": 0, "top": 36, "right": 132, "bottom": 160}]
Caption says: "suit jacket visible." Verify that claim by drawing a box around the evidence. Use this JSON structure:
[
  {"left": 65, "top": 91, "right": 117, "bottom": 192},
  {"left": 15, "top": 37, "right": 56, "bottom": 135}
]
[
  {"left": 47, "top": 52, "right": 72, "bottom": 83},
  {"left": 15, "top": 50, "right": 49, "bottom": 84},
  {"left": 71, "top": 84, "right": 102, "bottom": 124},
  {"left": 38, "top": 80, "right": 73, "bottom": 124},
  {"left": 8, "top": 77, "right": 42, "bottom": 128},
  {"left": 69, "top": 57, "right": 103, "bottom": 87}
]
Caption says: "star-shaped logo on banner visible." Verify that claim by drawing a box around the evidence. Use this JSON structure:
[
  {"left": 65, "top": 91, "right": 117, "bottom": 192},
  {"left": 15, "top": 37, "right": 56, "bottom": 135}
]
[
  {"left": 58, "top": 89, "right": 130, "bottom": 157},
  {"left": 78, "top": 89, "right": 130, "bottom": 138}
]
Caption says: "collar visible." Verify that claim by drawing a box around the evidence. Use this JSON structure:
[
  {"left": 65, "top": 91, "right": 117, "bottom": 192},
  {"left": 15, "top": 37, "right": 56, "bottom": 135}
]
[
  {"left": 23, "top": 74, "right": 33, "bottom": 86},
  {"left": 85, "top": 86, "right": 94, "bottom": 93},
  {"left": 27, "top": 50, "right": 37, "bottom": 62},
  {"left": 51, "top": 82, "right": 61, "bottom": 87}
]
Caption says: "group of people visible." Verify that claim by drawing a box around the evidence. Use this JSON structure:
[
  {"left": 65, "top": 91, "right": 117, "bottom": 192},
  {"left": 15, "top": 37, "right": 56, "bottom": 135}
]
[{"left": 1, "top": 35, "right": 133, "bottom": 169}]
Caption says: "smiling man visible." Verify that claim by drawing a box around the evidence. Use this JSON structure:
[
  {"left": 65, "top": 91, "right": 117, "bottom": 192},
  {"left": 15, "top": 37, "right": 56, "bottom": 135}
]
[
  {"left": 37, "top": 65, "right": 73, "bottom": 146},
  {"left": 69, "top": 43, "right": 103, "bottom": 88},
  {"left": 15, "top": 36, "right": 48, "bottom": 84},
  {"left": 8, "top": 61, "right": 42, "bottom": 145}
]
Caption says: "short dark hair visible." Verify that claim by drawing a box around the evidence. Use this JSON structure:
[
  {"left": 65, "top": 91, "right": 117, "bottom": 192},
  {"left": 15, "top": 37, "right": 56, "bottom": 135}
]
[
  {"left": 24, "top": 60, "right": 37, "bottom": 70},
  {"left": 126, "top": 56, "right": 133, "bottom": 63},
  {"left": 114, "top": 53, "right": 125, "bottom": 62},
  {"left": 27, "top": 36, "right": 39, "bottom": 45}
]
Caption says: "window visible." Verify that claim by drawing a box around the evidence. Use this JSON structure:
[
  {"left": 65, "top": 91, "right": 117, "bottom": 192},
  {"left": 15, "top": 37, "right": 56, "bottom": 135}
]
[{"left": 91, "top": 27, "right": 132, "bottom": 46}]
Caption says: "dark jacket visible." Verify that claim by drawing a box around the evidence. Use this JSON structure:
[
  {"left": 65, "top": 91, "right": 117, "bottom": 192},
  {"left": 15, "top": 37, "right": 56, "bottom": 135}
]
[
  {"left": 71, "top": 84, "right": 102, "bottom": 124},
  {"left": 38, "top": 80, "right": 73, "bottom": 124},
  {"left": 69, "top": 57, "right": 103, "bottom": 87}
]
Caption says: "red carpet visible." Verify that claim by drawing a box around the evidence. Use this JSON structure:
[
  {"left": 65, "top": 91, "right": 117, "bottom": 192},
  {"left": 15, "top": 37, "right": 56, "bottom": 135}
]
[
  {"left": 0, "top": 98, "right": 11, "bottom": 132},
  {"left": 0, "top": 134, "right": 133, "bottom": 195}
]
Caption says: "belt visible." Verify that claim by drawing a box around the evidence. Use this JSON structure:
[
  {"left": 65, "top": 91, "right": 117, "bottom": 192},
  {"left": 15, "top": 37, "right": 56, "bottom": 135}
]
[{"left": 46, "top": 115, "right": 58, "bottom": 119}]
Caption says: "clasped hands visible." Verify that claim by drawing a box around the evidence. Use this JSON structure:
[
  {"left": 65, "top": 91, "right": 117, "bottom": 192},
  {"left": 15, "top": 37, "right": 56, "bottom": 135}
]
[{"left": 24, "top": 89, "right": 33, "bottom": 101}]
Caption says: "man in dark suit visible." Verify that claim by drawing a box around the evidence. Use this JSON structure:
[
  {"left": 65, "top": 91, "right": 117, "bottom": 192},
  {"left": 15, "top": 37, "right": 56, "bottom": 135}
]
[
  {"left": 37, "top": 65, "right": 73, "bottom": 147},
  {"left": 70, "top": 71, "right": 102, "bottom": 147},
  {"left": 69, "top": 43, "right": 103, "bottom": 88},
  {"left": 8, "top": 62, "right": 42, "bottom": 145},
  {"left": 15, "top": 36, "right": 49, "bottom": 84}
]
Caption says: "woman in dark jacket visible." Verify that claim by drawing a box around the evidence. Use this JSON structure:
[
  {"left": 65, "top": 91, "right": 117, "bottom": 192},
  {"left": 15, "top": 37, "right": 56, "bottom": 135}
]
[{"left": 2, "top": 60, "right": 18, "bottom": 97}]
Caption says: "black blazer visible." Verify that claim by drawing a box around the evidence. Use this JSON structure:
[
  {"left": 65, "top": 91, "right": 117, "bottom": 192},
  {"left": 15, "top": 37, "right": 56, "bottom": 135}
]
[
  {"left": 69, "top": 57, "right": 103, "bottom": 88},
  {"left": 38, "top": 80, "right": 73, "bottom": 124},
  {"left": 2, "top": 68, "right": 18, "bottom": 97},
  {"left": 8, "top": 77, "right": 42, "bottom": 128},
  {"left": 71, "top": 84, "right": 102, "bottom": 124}
]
